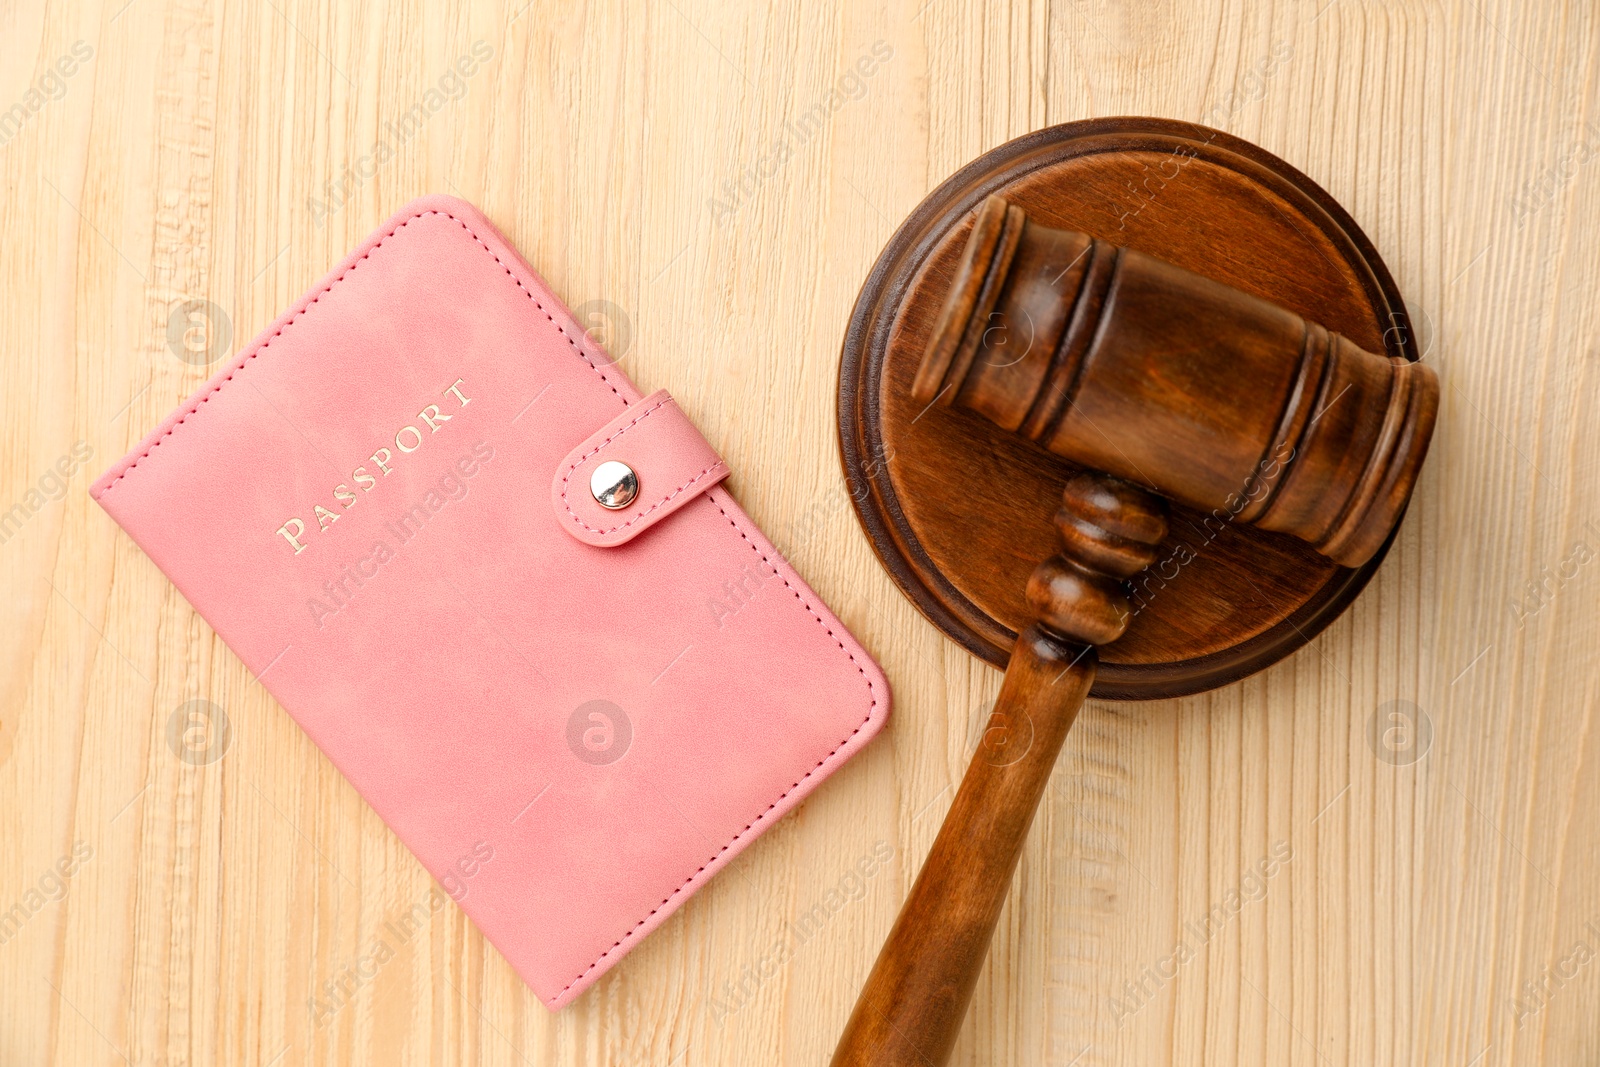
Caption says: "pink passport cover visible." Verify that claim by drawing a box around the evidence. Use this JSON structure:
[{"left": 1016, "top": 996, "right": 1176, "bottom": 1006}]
[{"left": 91, "top": 195, "right": 889, "bottom": 1009}]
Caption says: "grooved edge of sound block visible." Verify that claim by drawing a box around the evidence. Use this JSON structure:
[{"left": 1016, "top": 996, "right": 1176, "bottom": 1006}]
[{"left": 838, "top": 117, "right": 1416, "bottom": 700}]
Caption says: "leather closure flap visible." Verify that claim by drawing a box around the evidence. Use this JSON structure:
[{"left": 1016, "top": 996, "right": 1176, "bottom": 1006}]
[{"left": 551, "top": 389, "right": 731, "bottom": 547}]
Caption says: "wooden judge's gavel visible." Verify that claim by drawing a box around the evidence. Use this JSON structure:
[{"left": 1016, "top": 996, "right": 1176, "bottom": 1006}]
[{"left": 831, "top": 195, "right": 1439, "bottom": 1066}]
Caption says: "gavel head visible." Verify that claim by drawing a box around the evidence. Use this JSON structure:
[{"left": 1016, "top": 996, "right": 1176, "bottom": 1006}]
[{"left": 913, "top": 195, "right": 1439, "bottom": 569}]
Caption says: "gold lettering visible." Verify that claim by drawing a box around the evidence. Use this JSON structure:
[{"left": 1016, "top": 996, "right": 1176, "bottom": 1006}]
[
  {"left": 417, "top": 404, "right": 452, "bottom": 432},
  {"left": 277, "top": 518, "right": 308, "bottom": 554},
  {"left": 278, "top": 375, "right": 477, "bottom": 559}
]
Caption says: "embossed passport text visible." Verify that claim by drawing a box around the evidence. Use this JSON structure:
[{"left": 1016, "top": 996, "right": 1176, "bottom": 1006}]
[{"left": 92, "top": 195, "right": 889, "bottom": 1008}]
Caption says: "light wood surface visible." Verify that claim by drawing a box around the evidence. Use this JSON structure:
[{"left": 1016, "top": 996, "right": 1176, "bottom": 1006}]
[{"left": 3, "top": 2, "right": 1598, "bottom": 1064}]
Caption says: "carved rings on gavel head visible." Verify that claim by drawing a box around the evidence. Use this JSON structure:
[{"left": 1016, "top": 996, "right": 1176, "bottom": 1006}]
[{"left": 914, "top": 195, "right": 1440, "bottom": 570}]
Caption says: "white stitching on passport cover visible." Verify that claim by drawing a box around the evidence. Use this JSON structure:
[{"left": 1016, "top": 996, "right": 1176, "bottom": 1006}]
[
  {"left": 98, "top": 208, "right": 626, "bottom": 493},
  {"left": 91, "top": 205, "right": 882, "bottom": 1008},
  {"left": 556, "top": 393, "right": 727, "bottom": 537},
  {"left": 551, "top": 486, "right": 882, "bottom": 1002}
]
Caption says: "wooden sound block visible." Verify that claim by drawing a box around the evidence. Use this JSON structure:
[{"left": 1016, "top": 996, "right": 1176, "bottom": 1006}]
[{"left": 838, "top": 117, "right": 1420, "bottom": 700}]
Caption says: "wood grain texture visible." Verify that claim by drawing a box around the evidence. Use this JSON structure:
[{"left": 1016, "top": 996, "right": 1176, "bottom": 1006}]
[
  {"left": 832, "top": 475, "right": 1171, "bottom": 1067},
  {"left": 2, "top": 1, "right": 1597, "bottom": 1065},
  {"left": 839, "top": 145, "right": 1438, "bottom": 699}
]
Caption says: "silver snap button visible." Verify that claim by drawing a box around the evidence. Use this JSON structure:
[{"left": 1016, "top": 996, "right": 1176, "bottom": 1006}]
[{"left": 590, "top": 460, "right": 639, "bottom": 510}]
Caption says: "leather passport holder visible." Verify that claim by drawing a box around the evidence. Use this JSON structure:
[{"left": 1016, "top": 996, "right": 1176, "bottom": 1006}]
[{"left": 91, "top": 195, "right": 890, "bottom": 1008}]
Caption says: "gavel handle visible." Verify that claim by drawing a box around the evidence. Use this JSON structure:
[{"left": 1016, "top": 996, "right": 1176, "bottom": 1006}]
[
  {"left": 830, "top": 626, "right": 1095, "bottom": 1067},
  {"left": 832, "top": 471, "right": 1167, "bottom": 1066}
]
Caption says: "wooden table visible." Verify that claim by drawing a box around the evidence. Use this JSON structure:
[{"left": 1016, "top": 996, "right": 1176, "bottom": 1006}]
[{"left": 3, "top": 2, "right": 1597, "bottom": 1064}]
